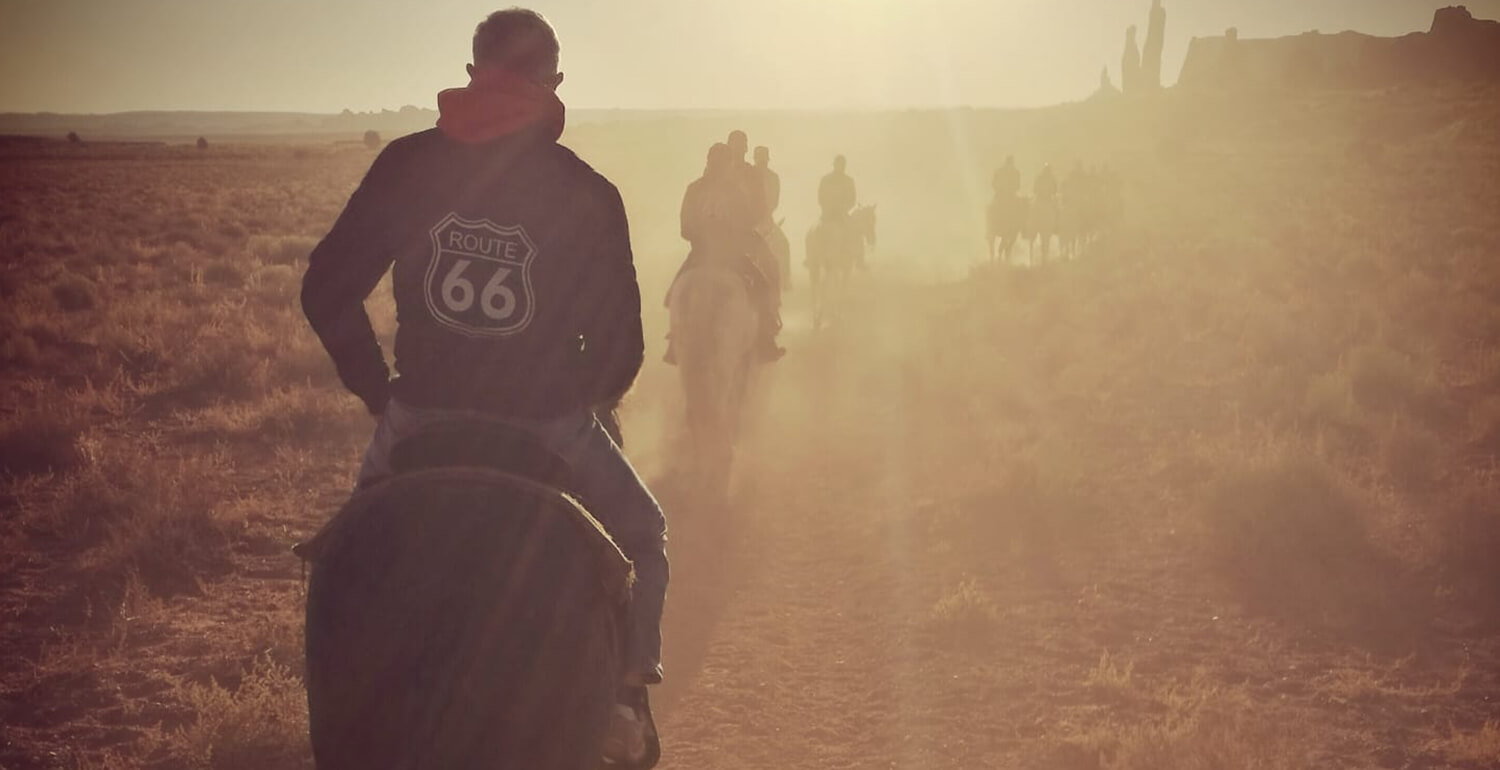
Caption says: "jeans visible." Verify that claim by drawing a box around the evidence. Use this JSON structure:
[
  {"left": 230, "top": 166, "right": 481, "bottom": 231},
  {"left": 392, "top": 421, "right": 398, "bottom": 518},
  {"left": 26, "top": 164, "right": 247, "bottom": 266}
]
[{"left": 357, "top": 399, "right": 668, "bottom": 684}]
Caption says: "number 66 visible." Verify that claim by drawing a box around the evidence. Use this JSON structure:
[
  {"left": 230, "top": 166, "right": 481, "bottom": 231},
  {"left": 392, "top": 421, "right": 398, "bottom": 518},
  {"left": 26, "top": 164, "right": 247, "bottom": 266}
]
[{"left": 441, "top": 259, "right": 516, "bottom": 321}]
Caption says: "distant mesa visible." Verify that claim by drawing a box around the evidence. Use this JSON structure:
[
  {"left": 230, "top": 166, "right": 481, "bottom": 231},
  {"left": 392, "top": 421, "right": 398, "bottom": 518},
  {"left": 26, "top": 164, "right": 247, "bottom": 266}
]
[
  {"left": 1141, "top": 0, "right": 1167, "bottom": 91},
  {"left": 1115, "top": 0, "right": 1168, "bottom": 97},
  {"left": 1122, "top": 25, "right": 1141, "bottom": 95},
  {"left": 1178, "top": 5, "right": 1500, "bottom": 91},
  {"left": 1092, "top": 66, "right": 1121, "bottom": 100}
]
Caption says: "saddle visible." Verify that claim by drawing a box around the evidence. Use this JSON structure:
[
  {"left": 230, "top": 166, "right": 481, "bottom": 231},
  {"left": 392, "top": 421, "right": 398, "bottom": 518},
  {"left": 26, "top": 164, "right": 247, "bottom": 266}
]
[
  {"left": 386, "top": 417, "right": 574, "bottom": 495},
  {"left": 664, "top": 249, "right": 767, "bottom": 307},
  {"left": 295, "top": 418, "right": 603, "bottom": 575}
]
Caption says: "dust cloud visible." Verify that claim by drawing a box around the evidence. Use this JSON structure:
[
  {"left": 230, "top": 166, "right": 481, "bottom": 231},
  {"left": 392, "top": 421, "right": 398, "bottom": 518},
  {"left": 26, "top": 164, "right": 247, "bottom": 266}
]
[{"left": 2, "top": 4, "right": 1500, "bottom": 770}]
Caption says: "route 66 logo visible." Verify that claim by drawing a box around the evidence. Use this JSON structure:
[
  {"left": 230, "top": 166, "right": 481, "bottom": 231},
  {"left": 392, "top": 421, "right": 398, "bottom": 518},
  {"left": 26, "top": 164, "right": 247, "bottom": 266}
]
[{"left": 424, "top": 213, "right": 537, "bottom": 337}]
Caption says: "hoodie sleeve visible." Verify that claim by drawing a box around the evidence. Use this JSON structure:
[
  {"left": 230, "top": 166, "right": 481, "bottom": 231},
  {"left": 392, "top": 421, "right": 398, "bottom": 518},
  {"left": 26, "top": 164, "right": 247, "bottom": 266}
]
[
  {"left": 300, "top": 146, "right": 401, "bottom": 414},
  {"left": 583, "top": 184, "right": 645, "bottom": 407}
]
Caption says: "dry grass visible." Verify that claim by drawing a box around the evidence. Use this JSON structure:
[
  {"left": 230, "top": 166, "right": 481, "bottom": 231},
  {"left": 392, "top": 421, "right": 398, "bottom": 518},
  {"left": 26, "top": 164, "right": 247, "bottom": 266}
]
[
  {"left": 1203, "top": 449, "right": 1423, "bottom": 635},
  {"left": 1431, "top": 721, "right": 1500, "bottom": 766},
  {"left": 1101, "top": 698, "right": 1307, "bottom": 770},
  {"left": 1378, "top": 415, "right": 1444, "bottom": 492},
  {"left": 928, "top": 577, "right": 1000, "bottom": 646},
  {"left": 1433, "top": 488, "right": 1500, "bottom": 608},
  {"left": 50, "top": 271, "right": 100, "bottom": 312},
  {"left": 173, "top": 655, "right": 312, "bottom": 770},
  {"left": 0, "top": 413, "right": 84, "bottom": 477},
  {"left": 34, "top": 448, "right": 236, "bottom": 616},
  {"left": 1, "top": 85, "right": 1498, "bottom": 768},
  {"left": 1085, "top": 651, "right": 1134, "bottom": 691}
]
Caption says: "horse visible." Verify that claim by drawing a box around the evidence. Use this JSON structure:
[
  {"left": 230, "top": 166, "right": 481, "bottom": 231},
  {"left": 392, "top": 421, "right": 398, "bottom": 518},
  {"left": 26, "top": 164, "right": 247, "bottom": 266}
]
[
  {"left": 805, "top": 204, "right": 877, "bottom": 330},
  {"left": 1059, "top": 190, "right": 1085, "bottom": 260},
  {"left": 667, "top": 261, "right": 761, "bottom": 497},
  {"left": 986, "top": 194, "right": 1030, "bottom": 265},
  {"left": 301, "top": 418, "right": 645, "bottom": 770},
  {"left": 1028, "top": 194, "right": 1061, "bottom": 264}
]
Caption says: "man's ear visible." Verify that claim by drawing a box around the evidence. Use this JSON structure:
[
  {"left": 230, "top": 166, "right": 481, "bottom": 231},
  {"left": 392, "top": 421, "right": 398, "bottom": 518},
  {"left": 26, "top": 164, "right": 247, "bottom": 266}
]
[
  {"left": 466, "top": 63, "right": 475, "bottom": 78},
  {"left": 548, "top": 72, "right": 565, "bottom": 90}
]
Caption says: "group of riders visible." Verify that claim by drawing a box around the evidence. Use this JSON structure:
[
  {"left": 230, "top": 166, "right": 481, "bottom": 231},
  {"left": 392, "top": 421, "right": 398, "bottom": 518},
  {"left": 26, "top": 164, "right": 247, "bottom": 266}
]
[
  {"left": 300, "top": 8, "right": 1143, "bottom": 768},
  {"left": 988, "top": 155, "right": 1124, "bottom": 262},
  {"left": 665, "top": 130, "right": 863, "bottom": 363}
]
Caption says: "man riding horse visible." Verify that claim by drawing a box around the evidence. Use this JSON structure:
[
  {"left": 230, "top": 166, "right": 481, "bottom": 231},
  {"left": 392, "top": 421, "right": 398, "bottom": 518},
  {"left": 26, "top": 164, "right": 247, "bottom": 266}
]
[
  {"left": 726, "top": 130, "right": 785, "bottom": 304},
  {"left": 754, "top": 146, "right": 781, "bottom": 222},
  {"left": 663, "top": 131, "right": 785, "bottom": 364},
  {"left": 815, "top": 154, "right": 860, "bottom": 270},
  {"left": 300, "top": 9, "right": 666, "bottom": 765},
  {"left": 1034, "top": 162, "right": 1058, "bottom": 205},
  {"left": 993, "top": 155, "right": 1020, "bottom": 199},
  {"left": 754, "top": 145, "right": 792, "bottom": 290},
  {"left": 1031, "top": 162, "right": 1061, "bottom": 260},
  {"left": 987, "top": 155, "right": 1026, "bottom": 262}
]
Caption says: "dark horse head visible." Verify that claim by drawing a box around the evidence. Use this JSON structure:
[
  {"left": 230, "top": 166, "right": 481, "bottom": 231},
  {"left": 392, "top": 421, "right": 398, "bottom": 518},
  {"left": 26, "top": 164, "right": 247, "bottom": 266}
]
[{"left": 301, "top": 419, "right": 634, "bottom": 770}]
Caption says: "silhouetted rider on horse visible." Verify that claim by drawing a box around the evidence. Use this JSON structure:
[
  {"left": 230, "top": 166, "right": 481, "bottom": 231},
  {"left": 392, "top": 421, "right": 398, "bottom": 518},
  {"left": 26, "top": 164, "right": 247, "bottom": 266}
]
[
  {"left": 993, "top": 155, "right": 1020, "bottom": 199},
  {"left": 753, "top": 145, "right": 781, "bottom": 224},
  {"left": 664, "top": 130, "right": 786, "bottom": 364},
  {"left": 300, "top": 9, "right": 666, "bottom": 766},
  {"left": 1034, "top": 162, "right": 1058, "bottom": 205},
  {"left": 753, "top": 145, "right": 792, "bottom": 290},
  {"left": 816, "top": 154, "right": 861, "bottom": 269}
]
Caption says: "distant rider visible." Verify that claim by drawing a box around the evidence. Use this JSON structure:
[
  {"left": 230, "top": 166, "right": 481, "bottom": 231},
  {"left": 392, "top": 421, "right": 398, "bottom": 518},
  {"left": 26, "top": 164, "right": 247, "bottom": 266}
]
[
  {"left": 679, "top": 143, "right": 749, "bottom": 263},
  {"left": 993, "top": 155, "right": 1021, "bottom": 199},
  {"left": 663, "top": 139, "right": 785, "bottom": 364},
  {"left": 1034, "top": 162, "right": 1058, "bottom": 204},
  {"left": 753, "top": 145, "right": 781, "bottom": 224},
  {"left": 726, "top": 130, "right": 771, "bottom": 235},
  {"left": 817, "top": 154, "right": 860, "bottom": 268},
  {"left": 753, "top": 145, "right": 790, "bottom": 290}
]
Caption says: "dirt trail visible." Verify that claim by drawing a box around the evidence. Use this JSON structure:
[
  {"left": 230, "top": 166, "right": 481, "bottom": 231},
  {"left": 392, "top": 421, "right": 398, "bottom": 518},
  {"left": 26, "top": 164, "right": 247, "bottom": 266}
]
[
  {"left": 628, "top": 276, "right": 1500, "bottom": 769},
  {"left": 4, "top": 269, "right": 1498, "bottom": 769},
  {"left": 644, "top": 284, "right": 992, "bottom": 768}
]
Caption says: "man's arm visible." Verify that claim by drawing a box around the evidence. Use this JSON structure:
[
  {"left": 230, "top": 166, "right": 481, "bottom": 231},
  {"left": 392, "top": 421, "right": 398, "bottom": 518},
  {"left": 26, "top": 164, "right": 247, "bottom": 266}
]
[
  {"left": 585, "top": 185, "right": 645, "bottom": 406},
  {"left": 300, "top": 148, "right": 400, "bottom": 415}
]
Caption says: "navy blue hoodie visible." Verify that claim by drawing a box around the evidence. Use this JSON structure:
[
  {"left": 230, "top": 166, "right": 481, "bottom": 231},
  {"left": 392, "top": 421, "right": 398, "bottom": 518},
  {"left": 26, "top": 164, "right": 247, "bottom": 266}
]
[{"left": 300, "top": 128, "right": 643, "bottom": 420}]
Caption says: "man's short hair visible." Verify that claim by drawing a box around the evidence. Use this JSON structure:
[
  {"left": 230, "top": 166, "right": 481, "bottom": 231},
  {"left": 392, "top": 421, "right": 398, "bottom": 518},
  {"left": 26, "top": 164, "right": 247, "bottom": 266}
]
[{"left": 473, "top": 8, "right": 560, "bottom": 78}]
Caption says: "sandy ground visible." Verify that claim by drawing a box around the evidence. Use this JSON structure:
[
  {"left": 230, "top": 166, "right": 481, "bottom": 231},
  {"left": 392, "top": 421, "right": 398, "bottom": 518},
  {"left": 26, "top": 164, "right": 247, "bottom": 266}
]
[{"left": 3, "top": 110, "right": 1499, "bottom": 767}]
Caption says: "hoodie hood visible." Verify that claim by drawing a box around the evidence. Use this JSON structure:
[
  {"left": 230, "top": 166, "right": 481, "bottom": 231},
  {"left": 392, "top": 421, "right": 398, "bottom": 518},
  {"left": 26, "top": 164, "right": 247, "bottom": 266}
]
[{"left": 436, "top": 67, "right": 566, "bottom": 144}]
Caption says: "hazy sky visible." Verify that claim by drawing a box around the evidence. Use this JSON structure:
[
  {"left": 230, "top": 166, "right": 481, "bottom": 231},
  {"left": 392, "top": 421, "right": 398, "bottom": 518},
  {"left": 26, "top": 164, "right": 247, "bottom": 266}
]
[{"left": 2, "top": 0, "right": 1497, "bottom": 114}]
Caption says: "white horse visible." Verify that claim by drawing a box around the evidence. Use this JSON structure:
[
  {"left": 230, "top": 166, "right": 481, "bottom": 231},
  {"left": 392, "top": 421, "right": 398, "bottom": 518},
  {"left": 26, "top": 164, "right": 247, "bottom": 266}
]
[
  {"left": 667, "top": 263, "right": 760, "bottom": 497},
  {"left": 805, "top": 204, "right": 877, "bottom": 331}
]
